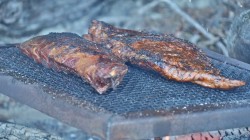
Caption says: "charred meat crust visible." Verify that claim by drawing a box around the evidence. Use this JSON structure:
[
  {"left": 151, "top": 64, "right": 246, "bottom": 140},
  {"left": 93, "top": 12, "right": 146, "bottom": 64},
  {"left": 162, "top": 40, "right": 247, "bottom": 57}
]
[
  {"left": 84, "top": 20, "right": 245, "bottom": 89},
  {"left": 18, "top": 32, "right": 128, "bottom": 94}
]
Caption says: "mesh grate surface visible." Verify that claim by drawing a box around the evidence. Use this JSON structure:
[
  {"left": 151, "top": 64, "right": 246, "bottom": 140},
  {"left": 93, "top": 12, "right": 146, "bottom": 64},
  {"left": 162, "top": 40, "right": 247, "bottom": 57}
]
[{"left": 0, "top": 48, "right": 250, "bottom": 114}]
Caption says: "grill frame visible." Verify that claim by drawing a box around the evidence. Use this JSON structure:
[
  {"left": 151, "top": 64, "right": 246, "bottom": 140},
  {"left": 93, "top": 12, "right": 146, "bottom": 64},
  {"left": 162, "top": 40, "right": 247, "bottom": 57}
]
[{"left": 0, "top": 47, "right": 250, "bottom": 140}]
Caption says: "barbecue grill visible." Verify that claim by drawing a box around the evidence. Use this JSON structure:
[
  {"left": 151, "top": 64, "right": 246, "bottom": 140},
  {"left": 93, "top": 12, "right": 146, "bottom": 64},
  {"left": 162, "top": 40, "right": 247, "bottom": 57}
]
[{"left": 0, "top": 47, "right": 250, "bottom": 140}]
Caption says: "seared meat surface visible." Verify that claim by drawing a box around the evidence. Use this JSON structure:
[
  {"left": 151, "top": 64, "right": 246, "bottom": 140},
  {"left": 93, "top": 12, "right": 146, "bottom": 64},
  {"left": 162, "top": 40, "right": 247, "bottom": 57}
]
[
  {"left": 84, "top": 20, "right": 245, "bottom": 89},
  {"left": 18, "top": 32, "right": 128, "bottom": 94}
]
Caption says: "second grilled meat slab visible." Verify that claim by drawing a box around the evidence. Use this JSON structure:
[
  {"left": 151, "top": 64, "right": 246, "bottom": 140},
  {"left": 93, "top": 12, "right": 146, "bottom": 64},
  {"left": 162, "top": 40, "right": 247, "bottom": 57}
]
[
  {"left": 84, "top": 20, "right": 245, "bottom": 89},
  {"left": 18, "top": 32, "right": 128, "bottom": 94}
]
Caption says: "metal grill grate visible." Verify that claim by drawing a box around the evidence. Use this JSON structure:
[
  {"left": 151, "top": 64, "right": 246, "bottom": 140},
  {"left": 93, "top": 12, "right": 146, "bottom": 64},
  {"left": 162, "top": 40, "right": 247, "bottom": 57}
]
[{"left": 0, "top": 47, "right": 249, "bottom": 114}]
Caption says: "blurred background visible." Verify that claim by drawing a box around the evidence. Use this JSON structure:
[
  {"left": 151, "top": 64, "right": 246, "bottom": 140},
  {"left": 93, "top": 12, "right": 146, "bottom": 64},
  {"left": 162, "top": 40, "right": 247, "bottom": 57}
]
[{"left": 0, "top": 0, "right": 250, "bottom": 139}]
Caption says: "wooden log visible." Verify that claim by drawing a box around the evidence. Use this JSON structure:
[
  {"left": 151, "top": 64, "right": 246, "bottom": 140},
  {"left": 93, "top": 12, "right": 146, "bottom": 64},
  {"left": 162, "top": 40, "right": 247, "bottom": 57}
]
[
  {"left": 0, "top": 122, "right": 62, "bottom": 140},
  {"left": 227, "top": 10, "right": 250, "bottom": 64}
]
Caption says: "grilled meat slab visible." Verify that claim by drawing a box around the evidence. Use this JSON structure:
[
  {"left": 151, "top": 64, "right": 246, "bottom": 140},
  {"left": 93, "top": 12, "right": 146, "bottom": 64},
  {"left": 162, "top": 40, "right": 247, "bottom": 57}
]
[
  {"left": 84, "top": 20, "right": 245, "bottom": 89},
  {"left": 18, "top": 32, "right": 128, "bottom": 94}
]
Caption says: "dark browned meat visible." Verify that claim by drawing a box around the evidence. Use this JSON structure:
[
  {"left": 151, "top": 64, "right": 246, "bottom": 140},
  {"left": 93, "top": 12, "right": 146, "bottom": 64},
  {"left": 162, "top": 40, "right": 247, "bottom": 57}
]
[
  {"left": 84, "top": 20, "right": 245, "bottom": 89},
  {"left": 18, "top": 32, "right": 128, "bottom": 94}
]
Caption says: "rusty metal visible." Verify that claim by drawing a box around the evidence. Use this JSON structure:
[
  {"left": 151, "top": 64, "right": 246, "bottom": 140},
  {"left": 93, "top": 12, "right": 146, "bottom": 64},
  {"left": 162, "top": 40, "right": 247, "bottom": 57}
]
[{"left": 0, "top": 47, "right": 250, "bottom": 140}]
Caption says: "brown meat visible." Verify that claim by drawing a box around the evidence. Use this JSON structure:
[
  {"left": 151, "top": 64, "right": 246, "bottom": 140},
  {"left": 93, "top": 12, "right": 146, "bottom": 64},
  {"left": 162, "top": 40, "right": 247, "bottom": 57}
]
[
  {"left": 18, "top": 32, "right": 128, "bottom": 94},
  {"left": 84, "top": 20, "right": 245, "bottom": 89}
]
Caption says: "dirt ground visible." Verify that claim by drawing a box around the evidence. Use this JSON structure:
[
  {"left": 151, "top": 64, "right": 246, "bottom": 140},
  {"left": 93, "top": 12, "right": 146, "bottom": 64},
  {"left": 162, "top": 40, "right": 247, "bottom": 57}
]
[
  {"left": 0, "top": 0, "right": 250, "bottom": 139},
  {"left": 1, "top": 0, "right": 249, "bottom": 54}
]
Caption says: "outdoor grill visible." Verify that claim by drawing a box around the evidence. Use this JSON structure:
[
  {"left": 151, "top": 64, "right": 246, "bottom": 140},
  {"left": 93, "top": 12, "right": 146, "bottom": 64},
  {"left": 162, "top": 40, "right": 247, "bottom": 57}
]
[{"left": 0, "top": 47, "right": 250, "bottom": 140}]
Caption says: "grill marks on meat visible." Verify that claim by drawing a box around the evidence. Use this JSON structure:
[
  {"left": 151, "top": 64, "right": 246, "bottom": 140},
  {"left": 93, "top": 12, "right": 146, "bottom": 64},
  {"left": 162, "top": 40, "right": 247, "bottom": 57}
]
[
  {"left": 84, "top": 20, "right": 245, "bottom": 89},
  {"left": 18, "top": 32, "right": 128, "bottom": 94},
  {"left": 16, "top": 21, "right": 246, "bottom": 93}
]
